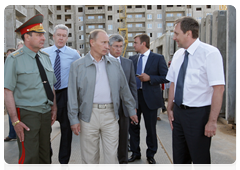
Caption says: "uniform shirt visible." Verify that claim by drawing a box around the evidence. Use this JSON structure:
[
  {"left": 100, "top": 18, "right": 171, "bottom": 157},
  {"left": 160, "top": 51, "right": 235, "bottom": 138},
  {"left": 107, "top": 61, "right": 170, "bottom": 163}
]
[
  {"left": 4, "top": 45, "right": 57, "bottom": 113},
  {"left": 166, "top": 38, "right": 225, "bottom": 107},
  {"left": 42, "top": 45, "right": 80, "bottom": 90}
]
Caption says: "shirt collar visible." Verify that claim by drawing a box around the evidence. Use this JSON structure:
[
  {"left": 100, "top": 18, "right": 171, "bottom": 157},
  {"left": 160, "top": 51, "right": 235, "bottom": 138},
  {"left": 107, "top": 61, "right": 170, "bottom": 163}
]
[
  {"left": 89, "top": 52, "right": 105, "bottom": 63},
  {"left": 53, "top": 45, "right": 66, "bottom": 53},
  {"left": 22, "top": 45, "right": 38, "bottom": 58},
  {"left": 141, "top": 49, "right": 150, "bottom": 57},
  {"left": 186, "top": 38, "right": 200, "bottom": 56},
  {"left": 108, "top": 53, "right": 121, "bottom": 63}
]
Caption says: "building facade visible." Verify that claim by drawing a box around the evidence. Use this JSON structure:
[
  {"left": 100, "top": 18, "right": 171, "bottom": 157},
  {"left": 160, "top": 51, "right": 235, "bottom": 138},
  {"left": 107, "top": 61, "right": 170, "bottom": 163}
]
[
  {"left": 4, "top": 5, "right": 55, "bottom": 53},
  {"left": 4, "top": 5, "right": 219, "bottom": 58}
]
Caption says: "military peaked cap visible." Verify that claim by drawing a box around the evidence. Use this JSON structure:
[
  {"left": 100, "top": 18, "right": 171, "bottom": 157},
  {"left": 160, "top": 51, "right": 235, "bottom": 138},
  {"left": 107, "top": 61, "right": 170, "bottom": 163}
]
[{"left": 15, "top": 14, "right": 46, "bottom": 35}]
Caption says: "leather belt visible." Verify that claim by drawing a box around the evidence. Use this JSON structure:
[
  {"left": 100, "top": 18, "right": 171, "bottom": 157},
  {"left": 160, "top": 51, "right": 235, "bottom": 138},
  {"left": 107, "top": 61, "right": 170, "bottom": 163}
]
[
  {"left": 55, "top": 87, "right": 67, "bottom": 93},
  {"left": 92, "top": 103, "right": 113, "bottom": 109},
  {"left": 179, "top": 104, "right": 198, "bottom": 110}
]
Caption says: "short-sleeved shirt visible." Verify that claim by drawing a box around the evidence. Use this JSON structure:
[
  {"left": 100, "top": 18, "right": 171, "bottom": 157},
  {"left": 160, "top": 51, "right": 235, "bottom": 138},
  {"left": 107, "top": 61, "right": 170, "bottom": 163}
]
[
  {"left": 4, "top": 45, "right": 57, "bottom": 113},
  {"left": 166, "top": 38, "right": 225, "bottom": 107}
]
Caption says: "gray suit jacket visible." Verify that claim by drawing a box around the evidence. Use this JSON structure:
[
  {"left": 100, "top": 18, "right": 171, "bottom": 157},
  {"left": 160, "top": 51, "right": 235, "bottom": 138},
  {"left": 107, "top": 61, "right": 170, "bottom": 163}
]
[
  {"left": 120, "top": 56, "right": 138, "bottom": 117},
  {"left": 67, "top": 52, "right": 136, "bottom": 125}
]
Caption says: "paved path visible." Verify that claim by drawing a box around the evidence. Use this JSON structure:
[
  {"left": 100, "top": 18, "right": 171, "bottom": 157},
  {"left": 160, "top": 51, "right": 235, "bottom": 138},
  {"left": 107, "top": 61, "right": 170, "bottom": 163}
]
[{"left": 4, "top": 111, "right": 236, "bottom": 164}]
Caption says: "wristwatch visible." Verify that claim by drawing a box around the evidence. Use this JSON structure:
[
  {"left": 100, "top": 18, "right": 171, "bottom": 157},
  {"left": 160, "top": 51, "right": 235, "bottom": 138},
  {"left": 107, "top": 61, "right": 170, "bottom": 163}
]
[{"left": 12, "top": 120, "right": 20, "bottom": 126}]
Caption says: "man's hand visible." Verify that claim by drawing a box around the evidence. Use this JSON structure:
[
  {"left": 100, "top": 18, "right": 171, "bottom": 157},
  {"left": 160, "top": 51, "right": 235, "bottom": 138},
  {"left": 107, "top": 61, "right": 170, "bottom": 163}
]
[
  {"left": 71, "top": 123, "right": 81, "bottom": 136},
  {"left": 130, "top": 115, "right": 138, "bottom": 125},
  {"left": 204, "top": 85, "right": 224, "bottom": 138},
  {"left": 14, "top": 122, "right": 30, "bottom": 142},
  {"left": 137, "top": 73, "right": 150, "bottom": 82},
  {"left": 51, "top": 108, "right": 57, "bottom": 126},
  {"left": 204, "top": 121, "right": 217, "bottom": 137},
  {"left": 167, "top": 82, "right": 175, "bottom": 130},
  {"left": 167, "top": 109, "right": 174, "bottom": 130},
  {"left": 51, "top": 89, "right": 57, "bottom": 126}
]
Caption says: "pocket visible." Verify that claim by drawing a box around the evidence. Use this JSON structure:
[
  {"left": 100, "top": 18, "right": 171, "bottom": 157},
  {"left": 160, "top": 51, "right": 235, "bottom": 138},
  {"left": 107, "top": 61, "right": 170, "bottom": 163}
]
[
  {"left": 185, "top": 68, "right": 200, "bottom": 85},
  {"left": 45, "top": 67, "right": 54, "bottom": 87},
  {"left": 17, "top": 70, "right": 39, "bottom": 88}
]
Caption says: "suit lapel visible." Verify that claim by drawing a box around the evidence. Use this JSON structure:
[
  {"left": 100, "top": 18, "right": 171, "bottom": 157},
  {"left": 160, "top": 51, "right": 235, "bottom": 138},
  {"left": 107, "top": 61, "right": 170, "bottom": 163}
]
[
  {"left": 144, "top": 51, "right": 154, "bottom": 73},
  {"left": 132, "top": 54, "right": 140, "bottom": 73},
  {"left": 120, "top": 56, "right": 127, "bottom": 71}
]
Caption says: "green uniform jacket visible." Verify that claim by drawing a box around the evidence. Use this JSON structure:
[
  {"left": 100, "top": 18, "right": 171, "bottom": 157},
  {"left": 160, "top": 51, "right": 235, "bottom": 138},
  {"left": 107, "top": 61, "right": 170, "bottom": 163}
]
[{"left": 4, "top": 45, "right": 56, "bottom": 113}]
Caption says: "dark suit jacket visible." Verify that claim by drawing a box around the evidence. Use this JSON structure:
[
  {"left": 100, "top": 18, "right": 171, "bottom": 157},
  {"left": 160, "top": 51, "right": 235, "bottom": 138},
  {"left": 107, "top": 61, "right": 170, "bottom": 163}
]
[
  {"left": 120, "top": 56, "right": 138, "bottom": 117},
  {"left": 129, "top": 51, "right": 169, "bottom": 110}
]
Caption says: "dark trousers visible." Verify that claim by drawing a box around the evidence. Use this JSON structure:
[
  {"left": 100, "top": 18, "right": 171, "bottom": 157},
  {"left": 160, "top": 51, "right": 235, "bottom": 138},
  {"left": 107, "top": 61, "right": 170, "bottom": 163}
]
[
  {"left": 117, "top": 104, "right": 129, "bottom": 164},
  {"left": 55, "top": 88, "right": 72, "bottom": 164},
  {"left": 172, "top": 104, "right": 212, "bottom": 164},
  {"left": 8, "top": 114, "right": 16, "bottom": 138},
  {"left": 17, "top": 108, "right": 51, "bottom": 164},
  {"left": 129, "top": 90, "right": 158, "bottom": 158}
]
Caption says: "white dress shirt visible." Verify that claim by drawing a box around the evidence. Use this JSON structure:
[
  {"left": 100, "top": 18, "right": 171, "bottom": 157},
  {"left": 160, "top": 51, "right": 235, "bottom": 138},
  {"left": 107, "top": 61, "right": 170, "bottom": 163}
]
[
  {"left": 90, "top": 54, "right": 112, "bottom": 104},
  {"left": 137, "top": 49, "right": 150, "bottom": 89},
  {"left": 166, "top": 38, "right": 225, "bottom": 107},
  {"left": 108, "top": 53, "right": 121, "bottom": 63},
  {"left": 138, "top": 49, "right": 150, "bottom": 73}
]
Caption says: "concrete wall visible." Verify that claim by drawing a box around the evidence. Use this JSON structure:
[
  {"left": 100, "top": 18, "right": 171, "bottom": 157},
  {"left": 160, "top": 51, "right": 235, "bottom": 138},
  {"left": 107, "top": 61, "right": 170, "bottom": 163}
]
[
  {"left": 199, "top": 8, "right": 236, "bottom": 123},
  {"left": 225, "top": 6, "right": 236, "bottom": 124},
  {"left": 205, "top": 15, "right": 213, "bottom": 45},
  {"left": 211, "top": 10, "right": 227, "bottom": 117}
]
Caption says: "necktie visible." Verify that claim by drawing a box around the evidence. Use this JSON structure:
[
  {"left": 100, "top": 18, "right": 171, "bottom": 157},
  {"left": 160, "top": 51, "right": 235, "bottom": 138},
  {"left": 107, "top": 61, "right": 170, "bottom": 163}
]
[
  {"left": 175, "top": 50, "right": 189, "bottom": 107},
  {"left": 54, "top": 49, "right": 61, "bottom": 90},
  {"left": 136, "top": 54, "right": 144, "bottom": 89},
  {"left": 35, "top": 54, "right": 54, "bottom": 102}
]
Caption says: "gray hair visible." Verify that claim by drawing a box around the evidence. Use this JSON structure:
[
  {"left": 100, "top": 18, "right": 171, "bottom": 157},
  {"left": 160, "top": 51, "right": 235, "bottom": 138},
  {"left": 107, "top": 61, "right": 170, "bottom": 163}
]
[
  {"left": 109, "top": 34, "right": 124, "bottom": 46},
  {"left": 16, "top": 40, "right": 24, "bottom": 49},
  {"left": 53, "top": 24, "right": 69, "bottom": 35}
]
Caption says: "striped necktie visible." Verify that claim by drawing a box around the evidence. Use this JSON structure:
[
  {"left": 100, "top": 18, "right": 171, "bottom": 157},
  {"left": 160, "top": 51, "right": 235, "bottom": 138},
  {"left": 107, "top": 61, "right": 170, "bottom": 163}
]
[
  {"left": 54, "top": 49, "right": 61, "bottom": 90},
  {"left": 136, "top": 54, "right": 144, "bottom": 89},
  {"left": 175, "top": 50, "right": 189, "bottom": 106}
]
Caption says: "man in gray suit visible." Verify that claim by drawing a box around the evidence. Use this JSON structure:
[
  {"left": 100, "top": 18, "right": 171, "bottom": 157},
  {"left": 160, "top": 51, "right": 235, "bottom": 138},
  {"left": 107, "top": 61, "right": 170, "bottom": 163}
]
[
  {"left": 67, "top": 29, "right": 138, "bottom": 164},
  {"left": 109, "top": 34, "right": 138, "bottom": 164}
]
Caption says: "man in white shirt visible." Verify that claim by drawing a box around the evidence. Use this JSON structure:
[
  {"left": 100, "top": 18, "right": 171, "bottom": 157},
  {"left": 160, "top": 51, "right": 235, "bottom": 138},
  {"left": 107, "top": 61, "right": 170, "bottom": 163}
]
[{"left": 166, "top": 17, "right": 225, "bottom": 164}]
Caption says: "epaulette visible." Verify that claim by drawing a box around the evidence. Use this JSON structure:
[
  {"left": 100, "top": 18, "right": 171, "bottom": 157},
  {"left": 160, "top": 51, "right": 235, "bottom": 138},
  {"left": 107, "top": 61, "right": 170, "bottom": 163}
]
[
  {"left": 39, "top": 50, "right": 50, "bottom": 57},
  {"left": 11, "top": 49, "right": 24, "bottom": 58}
]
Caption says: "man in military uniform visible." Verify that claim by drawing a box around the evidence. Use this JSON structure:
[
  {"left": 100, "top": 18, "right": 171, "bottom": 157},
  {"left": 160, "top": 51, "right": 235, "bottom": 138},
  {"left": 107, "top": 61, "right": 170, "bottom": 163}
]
[{"left": 4, "top": 14, "right": 57, "bottom": 164}]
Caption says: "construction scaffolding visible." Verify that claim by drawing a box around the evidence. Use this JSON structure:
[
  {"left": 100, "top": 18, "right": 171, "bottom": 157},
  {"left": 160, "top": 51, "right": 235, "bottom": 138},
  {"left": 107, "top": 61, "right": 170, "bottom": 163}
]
[{"left": 118, "top": 5, "right": 128, "bottom": 57}]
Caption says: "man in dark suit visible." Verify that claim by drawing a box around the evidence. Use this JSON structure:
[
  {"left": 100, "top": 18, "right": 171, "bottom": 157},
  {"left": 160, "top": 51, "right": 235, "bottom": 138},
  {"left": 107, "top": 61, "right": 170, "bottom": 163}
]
[
  {"left": 128, "top": 33, "right": 169, "bottom": 164},
  {"left": 108, "top": 34, "right": 138, "bottom": 164}
]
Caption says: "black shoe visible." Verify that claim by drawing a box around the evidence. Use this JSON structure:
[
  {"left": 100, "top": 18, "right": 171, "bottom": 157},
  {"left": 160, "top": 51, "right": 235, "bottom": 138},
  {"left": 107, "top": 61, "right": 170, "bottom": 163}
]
[
  {"left": 50, "top": 146, "right": 53, "bottom": 164},
  {"left": 147, "top": 157, "right": 156, "bottom": 164},
  {"left": 62, "top": 165, "right": 70, "bottom": 170},
  {"left": 162, "top": 108, "right": 167, "bottom": 113},
  {"left": 128, "top": 154, "right": 141, "bottom": 162}
]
